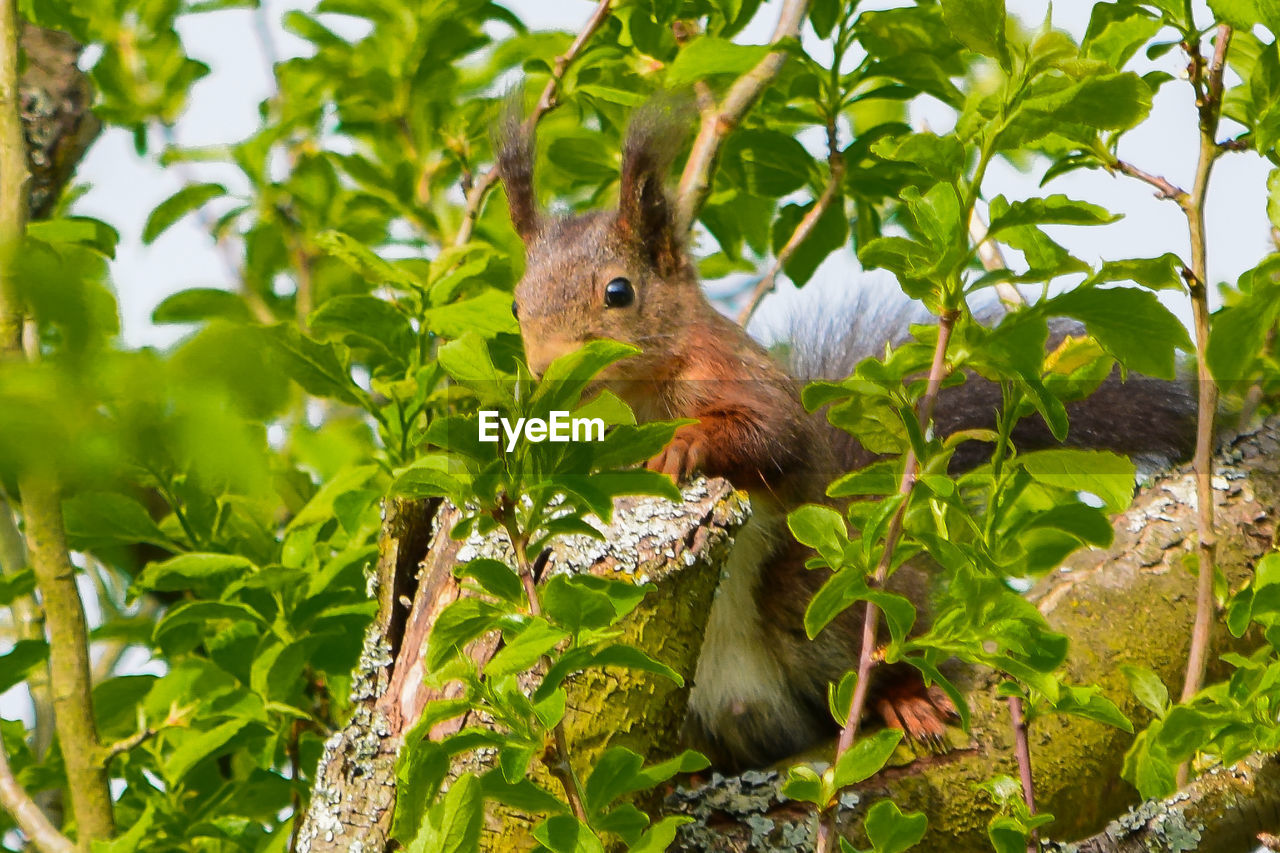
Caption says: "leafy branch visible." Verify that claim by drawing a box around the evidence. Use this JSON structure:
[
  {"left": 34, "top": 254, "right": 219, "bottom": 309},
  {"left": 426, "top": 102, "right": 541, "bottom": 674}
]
[
  {"left": 673, "top": 0, "right": 810, "bottom": 235},
  {"left": 453, "top": 0, "right": 614, "bottom": 248}
]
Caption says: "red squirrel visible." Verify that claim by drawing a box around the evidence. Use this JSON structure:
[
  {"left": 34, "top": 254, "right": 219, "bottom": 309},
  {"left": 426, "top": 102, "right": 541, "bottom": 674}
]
[{"left": 495, "top": 107, "right": 1196, "bottom": 771}]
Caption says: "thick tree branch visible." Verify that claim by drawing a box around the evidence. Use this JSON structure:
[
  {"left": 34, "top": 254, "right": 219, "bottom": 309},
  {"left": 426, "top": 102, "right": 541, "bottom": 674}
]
[
  {"left": 1041, "top": 751, "right": 1280, "bottom": 853},
  {"left": 1, "top": 11, "right": 113, "bottom": 848},
  {"left": 19, "top": 481, "right": 114, "bottom": 844},
  {"left": 673, "top": 0, "right": 811, "bottom": 235},
  {"left": 453, "top": 0, "right": 613, "bottom": 248}
]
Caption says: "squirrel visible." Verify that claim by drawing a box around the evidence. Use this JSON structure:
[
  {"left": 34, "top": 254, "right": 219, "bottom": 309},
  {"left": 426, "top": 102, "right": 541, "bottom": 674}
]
[{"left": 494, "top": 106, "right": 1198, "bottom": 772}]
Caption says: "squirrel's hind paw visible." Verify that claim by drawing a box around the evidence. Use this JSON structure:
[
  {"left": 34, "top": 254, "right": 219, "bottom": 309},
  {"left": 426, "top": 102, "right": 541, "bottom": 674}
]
[{"left": 875, "top": 680, "right": 959, "bottom": 753}]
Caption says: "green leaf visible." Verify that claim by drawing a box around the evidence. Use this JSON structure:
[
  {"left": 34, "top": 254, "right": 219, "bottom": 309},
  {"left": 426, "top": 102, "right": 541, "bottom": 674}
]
[
  {"left": 438, "top": 332, "right": 512, "bottom": 408},
  {"left": 1083, "top": 3, "right": 1163, "bottom": 70},
  {"left": 1121, "top": 665, "right": 1170, "bottom": 718},
  {"left": 1047, "top": 286, "right": 1191, "bottom": 378},
  {"left": 1210, "top": 0, "right": 1260, "bottom": 30},
  {"left": 1086, "top": 254, "right": 1184, "bottom": 291},
  {"left": 771, "top": 196, "right": 849, "bottom": 287},
  {"left": 831, "top": 728, "right": 902, "bottom": 789},
  {"left": 1207, "top": 278, "right": 1280, "bottom": 386},
  {"left": 1016, "top": 449, "right": 1136, "bottom": 513},
  {"left": 143, "top": 183, "right": 227, "bottom": 244},
  {"left": 666, "top": 37, "right": 772, "bottom": 87},
  {"left": 310, "top": 294, "right": 415, "bottom": 365},
  {"left": 532, "top": 815, "right": 605, "bottom": 853},
  {"left": 787, "top": 504, "right": 848, "bottom": 566},
  {"left": 392, "top": 741, "right": 448, "bottom": 843},
  {"left": 152, "top": 287, "right": 253, "bottom": 324},
  {"left": 423, "top": 289, "right": 520, "bottom": 338},
  {"left": 985, "top": 194, "right": 1120, "bottom": 238},
  {"left": 409, "top": 773, "right": 483, "bottom": 853},
  {"left": 629, "top": 817, "right": 695, "bottom": 853},
  {"left": 314, "top": 230, "right": 420, "bottom": 289},
  {"left": 486, "top": 619, "right": 568, "bottom": 677},
  {"left": 780, "top": 764, "right": 823, "bottom": 804},
  {"left": 63, "top": 491, "right": 174, "bottom": 551},
  {"left": 455, "top": 558, "right": 524, "bottom": 604},
  {"left": 1022, "top": 72, "right": 1154, "bottom": 132},
  {"left": 942, "top": 0, "right": 1008, "bottom": 70},
  {"left": 263, "top": 323, "right": 366, "bottom": 406},
  {"left": 864, "top": 799, "right": 928, "bottom": 853},
  {"left": 134, "top": 553, "right": 257, "bottom": 595},
  {"left": 27, "top": 217, "right": 120, "bottom": 259},
  {"left": 426, "top": 598, "right": 504, "bottom": 672},
  {"left": 0, "top": 640, "right": 49, "bottom": 694},
  {"left": 164, "top": 718, "right": 251, "bottom": 782}
]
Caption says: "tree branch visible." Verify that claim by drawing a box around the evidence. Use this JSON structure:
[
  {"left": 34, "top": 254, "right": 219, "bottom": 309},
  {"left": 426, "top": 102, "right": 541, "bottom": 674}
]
[
  {"left": 0, "top": 8, "right": 114, "bottom": 845},
  {"left": 0, "top": 737, "right": 72, "bottom": 853},
  {"left": 673, "top": 0, "right": 811, "bottom": 235},
  {"left": 453, "top": 0, "right": 614, "bottom": 248}
]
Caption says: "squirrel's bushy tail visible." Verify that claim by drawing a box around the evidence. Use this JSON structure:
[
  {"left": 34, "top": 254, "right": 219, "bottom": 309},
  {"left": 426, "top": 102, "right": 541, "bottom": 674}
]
[{"left": 758, "top": 281, "right": 1198, "bottom": 476}]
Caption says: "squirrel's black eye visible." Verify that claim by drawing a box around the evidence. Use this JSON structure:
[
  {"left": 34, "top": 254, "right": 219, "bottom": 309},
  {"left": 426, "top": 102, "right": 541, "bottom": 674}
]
[
  {"left": 512, "top": 299, "right": 519, "bottom": 320},
  {"left": 604, "top": 277, "right": 634, "bottom": 309}
]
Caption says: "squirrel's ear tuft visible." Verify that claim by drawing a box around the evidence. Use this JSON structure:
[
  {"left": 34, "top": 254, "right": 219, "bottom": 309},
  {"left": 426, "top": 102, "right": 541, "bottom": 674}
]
[
  {"left": 493, "top": 92, "right": 541, "bottom": 242},
  {"left": 618, "top": 97, "right": 692, "bottom": 274}
]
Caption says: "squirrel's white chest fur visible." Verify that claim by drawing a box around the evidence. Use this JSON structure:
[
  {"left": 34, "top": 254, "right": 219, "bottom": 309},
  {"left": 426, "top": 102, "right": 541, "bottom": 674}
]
[{"left": 687, "top": 498, "right": 804, "bottom": 730}]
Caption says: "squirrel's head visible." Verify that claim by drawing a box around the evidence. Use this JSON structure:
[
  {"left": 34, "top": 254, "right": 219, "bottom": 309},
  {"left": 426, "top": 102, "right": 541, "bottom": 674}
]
[{"left": 496, "top": 101, "right": 699, "bottom": 378}]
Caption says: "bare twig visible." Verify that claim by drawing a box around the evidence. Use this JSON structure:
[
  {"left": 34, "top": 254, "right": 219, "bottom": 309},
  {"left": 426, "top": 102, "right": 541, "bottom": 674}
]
[
  {"left": 1178, "top": 26, "right": 1232, "bottom": 759},
  {"left": 453, "top": 0, "right": 614, "bottom": 248},
  {"left": 674, "top": 0, "right": 811, "bottom": 235},
  {"left": 738, "top": 123, "right": 845, "bottom": 326},
  {"left": 0, "top": 737, "right": 73, "bottom": 853},
  {"left": 103, "top": 726, "right": 157, "bottom": 762},
  {"left": 1008, "top": 695, "right": 1037, "bottom": 851},
  {"left": 815, "top": 308, "right": 959, "bottom": 853},
  {"left": 1107, "top": 158, "right": 1188, "bottom": 203}
]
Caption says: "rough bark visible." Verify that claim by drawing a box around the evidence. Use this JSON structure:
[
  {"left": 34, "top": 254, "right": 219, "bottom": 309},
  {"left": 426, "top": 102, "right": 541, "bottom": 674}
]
[
  {"left": 1042, "top": 751, "right": 1280, "bottom": 853},
  {"left": 295, "top": 480, "right": 749, "bottom": 852},
  {"left": 18, "top": 23, "right": 100, "bottom": 220}
]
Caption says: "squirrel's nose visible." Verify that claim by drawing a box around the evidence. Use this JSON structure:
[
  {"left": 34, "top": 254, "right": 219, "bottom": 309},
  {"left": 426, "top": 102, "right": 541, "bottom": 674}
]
[{"left": 523, "top": 335, "right": 580, "bottom": 379}]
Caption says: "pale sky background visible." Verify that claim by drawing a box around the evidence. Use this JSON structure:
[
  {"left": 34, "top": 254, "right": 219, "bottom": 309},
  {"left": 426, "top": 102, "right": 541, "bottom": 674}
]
[{"left": 70, "top": 0, "right": 1272, "bottom": 351}]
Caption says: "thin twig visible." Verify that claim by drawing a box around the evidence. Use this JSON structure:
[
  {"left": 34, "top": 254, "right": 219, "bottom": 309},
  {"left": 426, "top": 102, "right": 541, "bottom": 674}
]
[
  {"left": 1008, "top": 695, "right": 1037, "bottom": 851},
  {"left": 1179, "top": 24, "right": 1231, "bottom": 739},
  {"left": 502, "top": 511, "right": 587, "bottom": 822},
  {"left": 674, "top": 0, "right": 811, "bottom": 235},
  {"left": 103, "top": 726, "right": 157, "bottom": 761},
  {"left": 453, "top": 0, "right": 614, "bottom": 248},
  {"left": 815, "top": 308, "right": 959, "bottom": 853},
  {"left": 0, "top": 737, "right": 73, "bottom": 853},
  {"left": 738, "top": 126, "right": 845, "bottom": 325},
  {"left": 1107, "top": 158, "right": 1188, "bottom": 203}
]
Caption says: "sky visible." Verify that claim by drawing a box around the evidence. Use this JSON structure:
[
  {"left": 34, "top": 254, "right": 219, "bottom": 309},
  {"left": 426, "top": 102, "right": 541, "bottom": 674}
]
[{"left": 71, "top": 0, "right": 1273, "bottom": 348}]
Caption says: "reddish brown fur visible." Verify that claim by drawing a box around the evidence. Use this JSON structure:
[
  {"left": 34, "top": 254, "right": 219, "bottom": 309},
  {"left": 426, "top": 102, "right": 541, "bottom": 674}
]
[{"left": 495, "top": 107, "right": 954, "bottom": 771}]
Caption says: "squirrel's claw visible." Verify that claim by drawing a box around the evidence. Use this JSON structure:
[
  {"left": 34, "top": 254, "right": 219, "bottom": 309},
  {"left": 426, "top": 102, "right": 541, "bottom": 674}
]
[
  {"left": 647, "top": 430, "right": 708, "bottom": 481},
  {"left": 875, "top": 680, "right": 959, "bottom": 754}
]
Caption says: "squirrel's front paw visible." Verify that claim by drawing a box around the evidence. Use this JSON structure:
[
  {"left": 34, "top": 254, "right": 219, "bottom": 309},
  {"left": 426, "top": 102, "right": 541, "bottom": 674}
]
[{"left": 647, "top": 428, "right": 707, "bottom": 481}]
